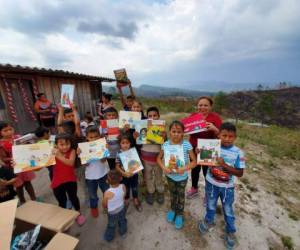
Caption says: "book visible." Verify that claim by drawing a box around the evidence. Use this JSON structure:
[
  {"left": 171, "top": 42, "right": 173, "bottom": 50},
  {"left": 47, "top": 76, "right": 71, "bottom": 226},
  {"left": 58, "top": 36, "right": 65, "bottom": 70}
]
[
  {"left": 181, "top": 113, "right": 207, "bottom": 135},
  {"left": 78, "top": 138, "right": 110, "bottom": 164},
  {"left": 14, "top": 133, "right": 36, "bottom": 145},
  {"left": 119, "top": 148, "right": 143, "bottom": 174},
  {"left": 146, "top": 120, "right": 166, "bottom": 144},
  {"left": 114, "top": 68, "right": 129, "bottom": 83},
  {"left": 61, "top": 84, "right": 75, "bottom": 108},
  {"left": 197, "top": 139, "right": 221, "bottom": 166},
  {"left": 133, "top": 120, "right": 148, "bottom": 145},
  {"left": 164, "top": 144, "right": 185, "bottom": 173},
  {"left": 119, "top": 111, "right": 141, "bottom": 129},
  {"left": 100, "top": 119, "right": 120, "bottom": 141},
  {"left": 12, "top": 142, "right": 55, "bottom": 173}
]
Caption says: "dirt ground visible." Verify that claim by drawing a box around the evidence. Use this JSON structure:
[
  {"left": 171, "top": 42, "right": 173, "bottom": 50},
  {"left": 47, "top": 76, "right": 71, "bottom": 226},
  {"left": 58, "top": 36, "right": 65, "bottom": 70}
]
[{"left": 27, "top": 140, "right": 300, "bottom": 250}]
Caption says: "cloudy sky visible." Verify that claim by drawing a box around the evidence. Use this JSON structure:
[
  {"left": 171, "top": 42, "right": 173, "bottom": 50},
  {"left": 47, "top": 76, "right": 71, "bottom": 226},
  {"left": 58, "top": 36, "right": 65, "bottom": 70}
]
[{"left": 0, "top": 0, "right": 299, "bottom": 90}]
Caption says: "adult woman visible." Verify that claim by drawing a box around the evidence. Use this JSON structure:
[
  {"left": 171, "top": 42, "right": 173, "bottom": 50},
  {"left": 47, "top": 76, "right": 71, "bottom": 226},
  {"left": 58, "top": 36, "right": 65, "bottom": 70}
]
[
  {"left": 34, "top": 93, "right": 56, "bottom": 130},
  {"left": 186, "top": 96, "right": 222, "bottom": 199},
  {"left": 98, "top": 92, "right": 114, "bottom": 119}
]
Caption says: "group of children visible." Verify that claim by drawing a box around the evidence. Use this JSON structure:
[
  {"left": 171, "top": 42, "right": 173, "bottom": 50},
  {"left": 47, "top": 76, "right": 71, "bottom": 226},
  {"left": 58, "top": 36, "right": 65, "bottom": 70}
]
[{"left": 0, "top": 94, "right": 245, "bottom": 249}]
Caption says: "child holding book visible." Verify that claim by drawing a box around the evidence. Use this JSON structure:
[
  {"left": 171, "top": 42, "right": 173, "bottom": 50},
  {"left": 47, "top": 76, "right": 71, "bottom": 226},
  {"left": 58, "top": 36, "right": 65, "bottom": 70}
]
[
  {"left": 198, "top": 122, "right": 245, "bottom": 249},
  {"left": 115, "top": 134, "right": 142, "bottom": 211},
  {"left": 0, "top": 121, "right": 36, "bottom": 204},
  {"left": 102, "top": 107, "right": 120, "bottom": 170},
  {"left": 57, "top": 104, "right": 81, "bottom": 137},
  {"left": 34, "top": 126, "right": 53, "bottom": 180},
  {"left": 102, "top": 169, "right": 127, "bottom": 241},
  {"left": 157, "top": 121, "right": 196, "bottom": 229},
  {"left": 51, "top": 133, "right": 86, "bottom": 226},
  {"left": 81, "top": 125, "right": 109, "bottom": 218},
  {"left": 140, "top": 107, "right": 165, "bottom": 205}
]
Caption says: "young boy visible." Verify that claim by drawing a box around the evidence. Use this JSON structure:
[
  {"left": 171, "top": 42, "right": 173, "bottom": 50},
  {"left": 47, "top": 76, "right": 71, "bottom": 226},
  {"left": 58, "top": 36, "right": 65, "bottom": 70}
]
[
  {"left": 83, "top": 126, "right": 109, "bottom": 217},
  {"left": 102, "top": 169, "right": 127, "bottom": 241},
  {"left": 0, "top": 165, "right": 16, "bottom": 203},
  {"left": 123, "top": 95, "right": 135, "bottom": 111},
  {"left": 140, "top": 107, "right": 165, "bottom": 205},
  {"left": 102, "top": 107, "right": 120, "bottom": 169},
  {"left": 80, "top": 112, "right": 95, "bottom": 137},
  {"left": 57, "top": 104, "right": 81, "bottom": 137},
  {"left": 198, "top": 122, "right": 245, "bottom": 249}
]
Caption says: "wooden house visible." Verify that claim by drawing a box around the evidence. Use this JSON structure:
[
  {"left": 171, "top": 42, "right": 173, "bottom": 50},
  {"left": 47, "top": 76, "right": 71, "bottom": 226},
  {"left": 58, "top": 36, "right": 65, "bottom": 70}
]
[{"left": 0, "top": 64, "right": 115, "bottom": 134}]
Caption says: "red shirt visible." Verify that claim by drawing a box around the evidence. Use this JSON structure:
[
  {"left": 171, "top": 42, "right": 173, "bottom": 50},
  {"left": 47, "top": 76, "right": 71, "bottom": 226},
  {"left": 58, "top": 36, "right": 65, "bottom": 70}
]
[
  {"left": 51, "top": 150, "right": 76, "bottom": 189},
  {"left": 189, "top": 112, "right": 222, "bottom": 148},
  {"left": 0, "top": 135, "right": 20, "bottom": 167}
]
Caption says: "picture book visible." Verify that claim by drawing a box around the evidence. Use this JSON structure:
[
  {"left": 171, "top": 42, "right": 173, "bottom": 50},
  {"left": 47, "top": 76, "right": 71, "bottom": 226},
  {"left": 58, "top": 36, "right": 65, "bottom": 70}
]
[
  {"left": 100, "top": 119, "right": 120, "bottom": 141},
  {"left": 61, "top": 84, "right": 75, "bottom": 108},
  {"left": 78, "top": 138, "right": 110, "bottom": 164},
  {"left": 197, "top": 139, "right": 221, "bottom": 166},
  {"left": 119, "top": 148, "right": 144, "bottom": 174},
  {"left": 114, "top": 68, "right": 129, "bottom": 83},
  {"left": 163, "top": 145, "right": 185, "bottom": 173},
  {"left": 181, "top": 113, "right": 207, "bottom": 135},
  {"left": 146, "top": 120, "right": 166, "bottom": 144},
  {"left": 12, "top": 142, "right": 55, "bottom": 173},
  {"left": 14, "top": 133, "right": 36, "bottom": 145},
  {"left": 133, "top": 120, "right": 148, "bottom": 145},
  {"left": 119, "top": 111, "right": 141, "bottom": 129}
]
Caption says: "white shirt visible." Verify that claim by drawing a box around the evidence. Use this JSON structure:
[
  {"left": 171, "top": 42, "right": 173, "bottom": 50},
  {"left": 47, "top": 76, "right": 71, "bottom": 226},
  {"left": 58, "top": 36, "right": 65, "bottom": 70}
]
[
  {"left": 85, "top": 159, "right": 109, "bottom": 180},
  {"left": 107, "top": 185, "right": 125, "bottom": 213}
]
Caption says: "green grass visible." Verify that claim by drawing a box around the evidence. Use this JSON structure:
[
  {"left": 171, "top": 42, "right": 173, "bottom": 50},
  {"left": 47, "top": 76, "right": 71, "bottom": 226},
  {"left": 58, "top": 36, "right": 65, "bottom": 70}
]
[
  {"left": 236, "top": 124, "right": 300, "bottom": 160},
  {"left": 281, "top": 236, "right": 294, "bottom": 250}
]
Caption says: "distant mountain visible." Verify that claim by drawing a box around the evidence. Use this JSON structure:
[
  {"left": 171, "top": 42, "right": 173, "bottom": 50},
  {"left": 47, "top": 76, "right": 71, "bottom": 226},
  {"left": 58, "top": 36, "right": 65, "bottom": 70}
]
[{"left": 102, "top": 84, "right": 214, "bottom": 98}]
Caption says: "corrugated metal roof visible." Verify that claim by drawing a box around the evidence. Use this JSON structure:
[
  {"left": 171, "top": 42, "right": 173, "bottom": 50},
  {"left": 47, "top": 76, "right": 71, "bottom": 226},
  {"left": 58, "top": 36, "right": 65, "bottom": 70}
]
[{"left": 0, "top": 63, "right": 115, "bottom": 82}]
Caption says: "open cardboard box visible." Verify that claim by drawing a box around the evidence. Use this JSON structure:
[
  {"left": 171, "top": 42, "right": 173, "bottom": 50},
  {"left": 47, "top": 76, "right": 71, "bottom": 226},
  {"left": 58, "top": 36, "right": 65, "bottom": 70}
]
[{"left": 0, "top": 200, "right": 80, "bottom": 250}]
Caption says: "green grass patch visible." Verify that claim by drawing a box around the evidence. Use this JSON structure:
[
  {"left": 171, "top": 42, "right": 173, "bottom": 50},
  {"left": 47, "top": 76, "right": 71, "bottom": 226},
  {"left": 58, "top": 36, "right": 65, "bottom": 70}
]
[{"left": 281, "top": 235, "right": 294, "bottom": 250}]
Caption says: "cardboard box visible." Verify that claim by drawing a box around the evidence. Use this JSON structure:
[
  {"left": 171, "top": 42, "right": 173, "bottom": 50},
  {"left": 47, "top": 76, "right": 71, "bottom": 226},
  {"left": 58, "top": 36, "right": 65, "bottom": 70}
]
[{"left": 0, "top": 200, "right": 79, "bottom": 250}]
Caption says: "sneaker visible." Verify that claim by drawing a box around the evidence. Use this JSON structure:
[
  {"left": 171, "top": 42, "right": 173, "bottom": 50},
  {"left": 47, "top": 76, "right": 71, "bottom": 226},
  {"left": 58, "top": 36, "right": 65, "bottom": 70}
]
[
  {"left": 186, "top": 187, "right": 198, "bottom": 199},
  {"left": 146, "top": 193, "right": 154, "bottom": 205},
  {"left": 76, "top": 214, "right": 86, "bottom": 226},
  {"left": 224, "top": 232, "right": 236, "bottom": 249},
  {"left": 198, "top": 220, "right": 214, "bottom": 235},
  {"left": 166, "top": 210, "right": 176, "bottom": 223},
  {"left": 156, "top": 192, "right": 165, "bottom": 205},
  {"left": 175, "top": 215, "right": 184, "bottom": 229},
  {"left": 90, "top": 208, "right": 99, "bottom": 218}
]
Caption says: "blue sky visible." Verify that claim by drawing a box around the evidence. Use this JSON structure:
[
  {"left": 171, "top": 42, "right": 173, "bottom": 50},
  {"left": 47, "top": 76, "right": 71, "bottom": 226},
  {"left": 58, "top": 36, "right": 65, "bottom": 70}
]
[{"left": 0, "top": 0, "right": 299, "bottom": 90}]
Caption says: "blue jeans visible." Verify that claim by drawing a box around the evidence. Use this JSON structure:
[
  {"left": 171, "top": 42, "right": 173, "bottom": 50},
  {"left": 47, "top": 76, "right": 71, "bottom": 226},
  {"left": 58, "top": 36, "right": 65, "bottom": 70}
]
[
  {"left": 204, "top": 181, "right": 236, "bottom": 233},
  {"left": 104, "top": 207, "right": 127, "bottom": 241},
  {"left": 86, "top": 175, "right": 109, "bottom": 208}
]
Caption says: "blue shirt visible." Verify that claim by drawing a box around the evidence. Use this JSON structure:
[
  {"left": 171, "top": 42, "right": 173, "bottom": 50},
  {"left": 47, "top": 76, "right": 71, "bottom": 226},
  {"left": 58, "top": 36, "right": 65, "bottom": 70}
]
[
  {"left": 163, "top": 140, "right": 193, "bottom": 182},
  {"left": 206, "top": 145, "right": 246, "bottom": 188}
]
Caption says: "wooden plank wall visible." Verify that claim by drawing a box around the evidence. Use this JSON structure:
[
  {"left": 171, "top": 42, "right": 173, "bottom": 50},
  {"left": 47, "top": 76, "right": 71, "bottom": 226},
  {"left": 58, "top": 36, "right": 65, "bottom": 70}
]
[{"left": 0, "top": 78, "right": 9, "bottom": 121}]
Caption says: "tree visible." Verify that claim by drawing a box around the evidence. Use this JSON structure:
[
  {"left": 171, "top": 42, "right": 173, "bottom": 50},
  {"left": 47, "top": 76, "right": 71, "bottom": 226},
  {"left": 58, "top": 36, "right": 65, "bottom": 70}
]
[
  {"left": 213, "top": 91, "right": 229, "bottom": 113},
  {"left": 254, "top": 93, "right": 274, "bottom": 126}
]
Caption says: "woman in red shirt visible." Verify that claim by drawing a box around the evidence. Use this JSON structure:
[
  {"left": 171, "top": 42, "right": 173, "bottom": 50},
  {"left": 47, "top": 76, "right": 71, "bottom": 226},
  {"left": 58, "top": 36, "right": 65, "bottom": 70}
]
[{"left": 187, "top": 96, "right": 222, "bottom": 199}]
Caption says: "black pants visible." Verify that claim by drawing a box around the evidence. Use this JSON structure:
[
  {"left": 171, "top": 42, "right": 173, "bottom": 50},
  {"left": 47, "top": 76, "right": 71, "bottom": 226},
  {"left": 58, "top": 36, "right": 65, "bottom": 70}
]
[
  {"left": 53, "top": 182, "right": 80, "bottom": 211},
  {"left": 122, "top": 174, "right": 138, "bottom": 199},
  {"left": 107, "top": 158, "right": 116, "bottom": 170},
  {"left": 191, "top": 165, "right": 208, "bottom": 189}
]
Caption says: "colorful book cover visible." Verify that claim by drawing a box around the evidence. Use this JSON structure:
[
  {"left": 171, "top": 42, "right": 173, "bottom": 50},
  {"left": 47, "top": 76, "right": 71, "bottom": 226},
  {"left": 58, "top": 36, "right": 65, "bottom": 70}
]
[
  {"left": 133, "top": 120, "right": 148, "bottom": 145},
  {"left": 164, "top": 145, "right": 185, "bottom": 173},
  {"left": 114, "top": 68, "right": 129, "bottom": 83},
  {"left": 181, "top": 113, "right": 207, "bottom": 135},
  {"left": 61, "top": 84, "right": 75, "bottom": 108},
  {"left": 78, "top": 138, "right": 110, "bottom": 164},
  {"left": 146, "top": 120, "right": 166, "bottom": 144},
  {"left": 119, "top": 148, "right": 144, "bottom": 174},
  {"left": 197, "top": 139, "right": 221, "bottom": 166},
  {"left": 12, "top": 142, "right": 55, "bottom": 173},
  {"left": 100, "top": 119, "right": 120, "bottom": 141},
  {"left": 119, "top": 111, "right": 141, "bottom": 129}
]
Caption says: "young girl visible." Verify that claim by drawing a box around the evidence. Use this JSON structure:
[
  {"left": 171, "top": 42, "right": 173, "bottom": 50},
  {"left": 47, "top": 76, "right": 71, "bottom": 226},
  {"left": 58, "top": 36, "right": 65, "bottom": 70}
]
[
  {"left": 102, "top": 169, "right": 127, "bottom": 241},
  {"left": 115, "top": 134, "right": 142, "bottom": 211},
  {"left": 157, "top": 121, "right": 196, "bottom": 229},
  {"left": 0, "top": 121, "right": 36, "bottom": 204},
  {"left": 52, "top": 133, "right": 86, "bottom": 226}
]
